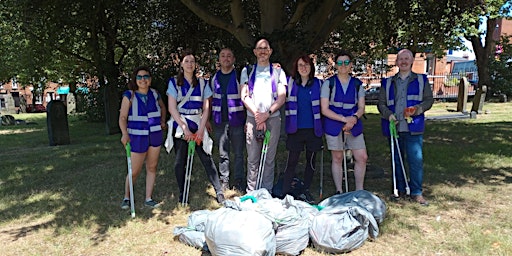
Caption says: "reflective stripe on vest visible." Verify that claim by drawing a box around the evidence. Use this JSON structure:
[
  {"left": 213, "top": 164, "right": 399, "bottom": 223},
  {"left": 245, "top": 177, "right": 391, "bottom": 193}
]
[
  {"left": 285, "top": 77, "right": 323, "bottom": 137},
  {"left": 173, "top": 77, "right": 205, "bottom": 115},
  {"left": 127, "top": 89, "right": 162, "bottom": 136},
  {"left": 323, "top": 76, "right": 363, "bottom": 136},
  {"left": 381, "top": 73, "right": 426, "bottom": 136},
  {"left": 211, "top": 70, "right": 245, "bottom": 126}
]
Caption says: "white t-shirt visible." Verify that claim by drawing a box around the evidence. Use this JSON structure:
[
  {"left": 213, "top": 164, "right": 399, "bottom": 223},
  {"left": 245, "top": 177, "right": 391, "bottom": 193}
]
[{"left": 240, "top": 65, "right": 287, "bottom": 117}]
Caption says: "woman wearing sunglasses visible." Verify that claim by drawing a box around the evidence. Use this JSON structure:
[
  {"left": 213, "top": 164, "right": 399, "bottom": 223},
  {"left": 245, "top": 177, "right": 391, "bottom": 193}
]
[
  {"left": 119, "top": 66, "right": 167, "bottom": 209},
  {"left": 320, "top": 50, "right": 368, "bottom": 194}
]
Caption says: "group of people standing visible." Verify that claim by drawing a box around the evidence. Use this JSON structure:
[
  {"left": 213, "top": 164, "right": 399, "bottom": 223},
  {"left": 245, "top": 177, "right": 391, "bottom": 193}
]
[{"left": 118, "top": 37, "right": 433, "bottom": 210}]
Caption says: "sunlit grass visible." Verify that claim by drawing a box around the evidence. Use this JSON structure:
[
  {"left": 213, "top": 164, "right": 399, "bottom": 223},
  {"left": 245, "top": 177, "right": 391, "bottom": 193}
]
[{"left": 0, "top": 103, "right": 511, "bottom": 255}]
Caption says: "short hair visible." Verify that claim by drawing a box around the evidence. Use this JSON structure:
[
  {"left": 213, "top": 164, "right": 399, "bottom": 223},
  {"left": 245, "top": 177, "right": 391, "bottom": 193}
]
[
  {"left": 334, "top": 50, "right": 353, "bottom": 61},
  {"left": 397, "top": 49, "right": 414, "bottom": 59}
]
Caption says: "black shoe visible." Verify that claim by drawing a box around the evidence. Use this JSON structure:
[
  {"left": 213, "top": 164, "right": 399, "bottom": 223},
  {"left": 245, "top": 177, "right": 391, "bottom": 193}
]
[
  {"left": 297, "top": 190, "right": 315, "bottom": 204},
  {"left": 234, "top": 179, "right": 245, "bottom": 192},
  {"left": 120, "top": 199, "right": 130, "bottom": 210},
  {"left": 390, "top": 192, "right": 408, "bottom": 202},
  {"left": 216, "top": 194, "right": 225, "bottom": 204}
]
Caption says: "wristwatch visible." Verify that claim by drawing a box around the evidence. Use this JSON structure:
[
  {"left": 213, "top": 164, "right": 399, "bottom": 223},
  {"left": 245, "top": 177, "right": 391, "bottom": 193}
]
[
  {"left": 268, "top": 110, "right": 272, "bottom": 115},
  {"left": 352, "top": 114, "right": 359, "bottom": 120}
]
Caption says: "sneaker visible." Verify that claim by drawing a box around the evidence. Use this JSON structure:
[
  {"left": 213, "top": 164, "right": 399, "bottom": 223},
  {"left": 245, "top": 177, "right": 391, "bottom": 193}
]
[
  {"left": 411, "top": 195, "right": 429, "bottom": 206},
  {"left": 144, "top": 199, "right": 160, "bottom": 208},
  {"left": 121, "top": 199, "right": 130, "bottom": 210},
  {"left": 298, "top": 190, "right": 315, "bottom": 204},
  {"left": 216, "top": 194, "right": 225, "bottom": 204}
]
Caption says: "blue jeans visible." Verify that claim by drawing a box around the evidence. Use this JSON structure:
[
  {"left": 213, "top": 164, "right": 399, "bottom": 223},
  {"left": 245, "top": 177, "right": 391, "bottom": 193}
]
[
  {"left": 213, "top": 122, "right": 246, "bottom": 183},
  {"left": 392, "top": 133, "right": 424, "bottom": 196}
]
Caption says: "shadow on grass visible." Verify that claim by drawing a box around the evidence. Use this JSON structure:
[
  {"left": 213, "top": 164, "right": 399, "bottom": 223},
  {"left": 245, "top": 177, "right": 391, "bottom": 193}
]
[{"left": 0, "top": 111, "right": 511, "bottom": 248}]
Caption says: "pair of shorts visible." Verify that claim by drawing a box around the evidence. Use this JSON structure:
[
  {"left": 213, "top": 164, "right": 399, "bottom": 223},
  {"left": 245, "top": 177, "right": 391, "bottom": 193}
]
[
  {"left": 286, "top": 128, "right": 323, "bottom": 152},
  {"left": 325, "top": 132, "right": 366, "bottom": 151}
]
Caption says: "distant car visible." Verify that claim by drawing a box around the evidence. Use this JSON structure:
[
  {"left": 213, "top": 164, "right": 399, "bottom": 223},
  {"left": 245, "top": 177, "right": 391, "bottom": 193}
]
[
  {"left": 365, "top": 87, "right": 380, "bottom": 104},
  {"left": 26, "top": 104, "right": 46, "bottom": 113}
]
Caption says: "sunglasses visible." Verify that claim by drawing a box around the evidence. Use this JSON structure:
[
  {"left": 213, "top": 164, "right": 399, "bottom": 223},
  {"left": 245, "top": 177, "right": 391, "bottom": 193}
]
[
  {"left": 136, "top": 75, "right": 151, "bottom": 80},
  {"left": 336, "top": 60, "right": 351, "bottom": 66}
]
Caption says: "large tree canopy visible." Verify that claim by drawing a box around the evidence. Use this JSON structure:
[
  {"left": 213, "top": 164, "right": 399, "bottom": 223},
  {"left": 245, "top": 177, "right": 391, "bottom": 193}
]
[{"left": 1, "top": 0, "right": 509, "bottom": 133}]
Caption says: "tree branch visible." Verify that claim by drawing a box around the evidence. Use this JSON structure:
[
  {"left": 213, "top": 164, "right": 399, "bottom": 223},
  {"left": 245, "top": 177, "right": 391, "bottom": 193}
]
[{"left": 180, "top": 0, "right": 252, "bottom": 47}]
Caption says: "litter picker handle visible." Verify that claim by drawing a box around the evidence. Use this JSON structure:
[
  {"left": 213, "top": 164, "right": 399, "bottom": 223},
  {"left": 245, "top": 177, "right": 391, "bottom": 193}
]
[
  {"left": 389, "top": 122, "right": 398, "bottom": 138},
  {"left": 263, "top": 130, "right": 271, "bottom": 145},
  {"left": 125, "top": 142, "right": 131, "bottom": 157},
  {"left": 188, "top": 140, "right": 195, "bottom": 155}
]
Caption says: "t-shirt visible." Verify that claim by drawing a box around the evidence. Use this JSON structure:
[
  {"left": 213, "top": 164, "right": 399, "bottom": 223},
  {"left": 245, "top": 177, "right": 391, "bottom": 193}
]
[
  {"left": 166, "top": 78, "right": 212, "bottom": 100},
  {"left": 297, "top": 83, "right": 314, "bottom": 129},
  {"left": 240, "top": 64, "right": 287, "bottom": 117},
  {"left": 215, "top": 70, "right": 233, "bottom": 122}
]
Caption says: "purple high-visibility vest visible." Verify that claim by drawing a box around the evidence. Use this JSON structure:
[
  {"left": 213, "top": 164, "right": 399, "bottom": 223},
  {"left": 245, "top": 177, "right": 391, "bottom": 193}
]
[
  {"left": 247, "top": 64, "right": 278, "bottom": 100},
  {"left": 211, "top": 70, "right": 245, "bottom": 126},
  {"left": 127, "top": 88, "right": 163, "bottom": 152},
  {"left": 285, "top": 77, "right": 323, "bottom": 137},
  {"left": 323, "top": 76, "right": 363, "bottom": 137},
  {"left": 380, "top": 73, "right": 426, "bottom": 136},
  {"left": 170, "top": 77, "right": 205, "bottom": 132}
]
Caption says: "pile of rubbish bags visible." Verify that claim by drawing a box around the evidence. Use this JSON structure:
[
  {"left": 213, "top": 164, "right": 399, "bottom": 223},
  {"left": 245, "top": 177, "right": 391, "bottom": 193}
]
[{"left": 173, "top": 189, "right": 386, "bottom": 255}]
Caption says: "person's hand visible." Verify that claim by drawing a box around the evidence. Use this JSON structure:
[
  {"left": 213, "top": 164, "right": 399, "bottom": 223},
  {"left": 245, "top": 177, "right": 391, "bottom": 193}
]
[
  {"left": 160, "top": 120, "right": 167, "bottom": 130},
  {"left": 255, "top": 111, "right": 269, "bottom": 126},
  {"left": 343, "top": 122, "right": 354, "bottom": 132},
  {"left": 120, "top": 134, "right": 130, "bottom": 146},
  {"left": 205, "top": 121, "right": 213, "bottom": 133},
  {"left": 389, "top": 114, "right": 397, "bottom": 124},
  {"left": 404, "top": 106, "right": 416, "bottom": 123},
  {"left": 256, "top": 122, "right": 266, "bottom": 132},
  {"left": 196, "top": 127, "right": 204, "bottom": 143},
  {"left": 183, "top": 127, "right": 194, "bottom": 141}
]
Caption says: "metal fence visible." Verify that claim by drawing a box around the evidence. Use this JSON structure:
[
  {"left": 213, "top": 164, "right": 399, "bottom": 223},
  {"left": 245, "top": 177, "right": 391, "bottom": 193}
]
[{"left": 356, "top": 73, "right": 478, "bottom": 100}]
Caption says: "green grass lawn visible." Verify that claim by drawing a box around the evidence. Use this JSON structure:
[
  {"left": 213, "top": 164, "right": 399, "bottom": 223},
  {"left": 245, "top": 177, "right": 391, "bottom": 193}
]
[{"left": 1, "top": 102, "right": 511, "bottom": 256}]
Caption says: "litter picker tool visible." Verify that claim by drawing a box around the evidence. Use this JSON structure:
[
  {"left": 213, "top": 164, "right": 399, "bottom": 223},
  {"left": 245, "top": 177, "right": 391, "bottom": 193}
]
[
  {"left": 319, "top": 146, "right": 324, "bottom": 199},
  {"left": 125, "top": 143, "right": 135, "bottom": 218},
  {"left": 342, "top": 132, "right": 349, "bottom": 193},
  {"left": 182, "top": 138, "right": 196, "bottom": 207},
  {"left": 389, "top": 122, "right": 410, "bottom": 197},
  {"left": 256, "top": 130, "right": 271, "bottom": 190}
]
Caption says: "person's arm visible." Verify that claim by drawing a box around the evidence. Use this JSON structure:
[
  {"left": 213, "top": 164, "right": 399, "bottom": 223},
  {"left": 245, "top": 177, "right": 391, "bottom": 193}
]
[
  {"left": 157, "top": 96, "right": 167, "bottom": 130},
  {"left": 241, "top": 82, "right": 258, "bottom": 116},
  {"left": 414, "top": 74, "right": 434, "bottom": 115},
  {"left": 119, "top": 94, "right": 131, "bottom": 146},
  {"left": 377, "top": 78, "right": 395, "bottom": 122}
]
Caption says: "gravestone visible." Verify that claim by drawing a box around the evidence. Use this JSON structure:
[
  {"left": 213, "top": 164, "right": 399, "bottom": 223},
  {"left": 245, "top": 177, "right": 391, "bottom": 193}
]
[
  {"left": 456, "top": 78, "right": 469, "bottom": 113},
  {"left": 66, "top": 93, "right": 76, "bottom": 114},
  {"left": 47, "top": 100, "right": 70, "bottom": 146},
  {"left": 471, "top": 85, "right": 487, "bottom": 113}
]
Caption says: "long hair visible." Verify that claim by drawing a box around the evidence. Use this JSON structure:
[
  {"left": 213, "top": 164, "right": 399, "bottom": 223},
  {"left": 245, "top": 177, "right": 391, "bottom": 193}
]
[
  {"left": 292, "top": 55, "right": 315, "bottom": 86},
  {"left": 128, "top": 66, "right": 151, "bottom": 91},
  {"left": 177, "top": 49, "right": 199, "bottom": 87}
]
